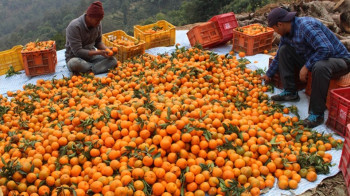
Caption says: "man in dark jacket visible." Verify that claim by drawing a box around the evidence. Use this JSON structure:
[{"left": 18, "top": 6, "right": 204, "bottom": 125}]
[
  {"left": 65, "top": 1, "right": 117, "bottom": 74},
  {"left": 262, "top": 7, "right": 350, "bottom": 128}
]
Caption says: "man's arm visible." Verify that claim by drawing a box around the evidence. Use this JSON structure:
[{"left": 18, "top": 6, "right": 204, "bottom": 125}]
[
  {"left": 302, "top": 21, "right": 334, "bottom": 70},
  {"left": 263, "top": 39, "right": 285, "bottom": 81},
  {"left": 66, "top": 25, "right": 91, "bottom": 59},
  {"left": 95, "top": 42, "right": 108, "bottom": 51},
  {"left": 67, "top": 24, "right": 107, "bottom": 58},
  {"left": 94, "top": 24, "right": 107, "bottom": 50}
]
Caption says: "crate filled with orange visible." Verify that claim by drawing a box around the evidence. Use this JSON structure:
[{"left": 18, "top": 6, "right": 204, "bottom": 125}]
[
  {"left": 134, "top": 20, "right": 175, "bottom": 49},
  {"left": 21, "top": 40, "right": 57, "bottom": 76},
  {"left": 232, "top": 23, "right": 274, "bottom": 56},
  {"left": 102, "top": 30, "right": 146, "bottom": 62}
]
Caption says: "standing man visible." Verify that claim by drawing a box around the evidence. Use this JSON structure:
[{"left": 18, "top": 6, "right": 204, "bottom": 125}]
[
  {"left": 65, "top": 1, "right": 117, "bottom": 74},
  {"left": 262, "top": 7, "right": 350, "bottom": 128}
]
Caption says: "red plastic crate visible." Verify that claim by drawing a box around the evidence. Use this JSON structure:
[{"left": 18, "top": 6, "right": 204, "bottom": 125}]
[
  {"left": 326, "top": 88, "right": 350, "bottom": 136},
  {"left": 346, "top": 170, "right": 350, "bottom": 188},
  {"left": 21, "top": 42, "right": 57, "bottom": 76},
  {"left": 187, "top": 21, "right": 223, "bottom": 48},
  {"left": 209, "top": 12, "right": 238, "bottom": 45},
  {"left": 232, "top": 24, "right": 274, "bottom": 56},
  {"left": 340, "top": 157, "right": 348, "bottom": 178},
  {"left": 268, "top": 57, "right": 306, "bottom": 90},
  {"left": 340, "top": 137, "right": 350, "bottom": 176},
  {"left": 346, "top": 167, "right": 350, "bottom": 187},
  {"left": 305, "top": 72, "right": 350, "bottom": 109}
]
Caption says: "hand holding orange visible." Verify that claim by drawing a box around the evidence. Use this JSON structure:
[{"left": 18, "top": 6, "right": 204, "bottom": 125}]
[{"left": 105, "top": 48, "right": 113, "bottom": 56}]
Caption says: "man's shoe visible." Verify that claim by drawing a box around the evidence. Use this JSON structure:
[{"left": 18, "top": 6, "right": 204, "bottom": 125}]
[
  {"left": 271, "top": 91, "right": 300, "bottom": 102},
  {"left": 303, "top": 114, "right": 324, "bottom": 128}
]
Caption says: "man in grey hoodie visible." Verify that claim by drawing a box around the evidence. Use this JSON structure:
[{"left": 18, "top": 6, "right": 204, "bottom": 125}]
[{"left": 65, "top": 1, "right": 117, "bottom": 74}]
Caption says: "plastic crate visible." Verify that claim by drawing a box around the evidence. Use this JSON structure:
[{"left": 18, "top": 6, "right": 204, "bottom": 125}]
[
  {"left": 102, "top": 30, "right": 146, "bottom": 62},
  {"left": 0, "top": 45, "right": 24, "bottom": 76},
  {"left": 21, "top": 42, "right": 57, "bottom": 76},
  {"left": 340, "top": 156, "right": 348, "bottom": 179},
  {"left": 232, "top": 24, "right": 274, "bottom": 56},
  {"left": 340, "top": 135, "right": 350, "bottom": 177},
  {"left": 326, "top": 87, "right": 350, "bottom": 136},
  {"left": 209, "top": 12, "right": 239, "bottom": 44},
  {"left": 134, "top": 20, "right": 175, "bottom": 49},
  {"left": 268, "top": 57, "right": 306, "bottom": 90},
  {"left": 187, "top": 21, "right": 223, "bottom": 48},
  {"left": 306, "top": 72, "right": 350, "bottom": 109},
  {"left": 346, "top": 167, "right": 350, "bottom": 188}
]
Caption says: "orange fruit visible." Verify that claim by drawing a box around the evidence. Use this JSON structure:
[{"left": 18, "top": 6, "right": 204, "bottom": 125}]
[
  {"left": 239, "top": 52, "right": 246, "bottom": 58},
  {"left": 278, "top": 179, "right": 288, "bottom": 190},
  {"left": 306, "top": 171, "right": 317, "bottom": 182}
]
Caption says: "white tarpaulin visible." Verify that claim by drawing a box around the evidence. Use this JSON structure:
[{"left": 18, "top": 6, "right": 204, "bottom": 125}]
[{"left": 0, "top": 30, "right": 344, "bottom": 196}]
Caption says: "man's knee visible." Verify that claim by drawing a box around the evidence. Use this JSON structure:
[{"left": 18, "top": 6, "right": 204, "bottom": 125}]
[
  {"left": 109, "top": 57, "right": 117, "bottom": 68},
  {"left": 278, "top": 45, "right": 289, "bottom": 54},
  {"left": 91, "top": 57, "right": 117, "bottom": 74},
  {"left": 278, "top": 44, "right": 296, "bottom": 57},
  {"left": 67, "top": 58, "right": 91, "bottom": 73},
  {"left": 312, "top": 61, "right": 330, "bottom": 73},
  {"left": 105, "top": 57, "right": 117, "bottom": 70}
]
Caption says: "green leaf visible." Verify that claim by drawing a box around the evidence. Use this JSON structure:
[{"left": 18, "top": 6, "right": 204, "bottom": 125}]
[
  {"left": 167, "top": 107, "right": 171, "bottom": 121},
  {"left": 203, "top": 130, "right": 212, "bottom": 141},
  {"left": 153, "top": 152, "right": 161, "bottom": 159},
  {"left": 1, "top": 157, "right": 5, "bottom": 165},
  {"left": 38, "top": 180, "right": 46, "bottom": 188},
  {"left": 72, "top": 189, "right": 78, "bottom": 196},
  {"left": 5, "top": 66, "right": 21, "bottom": 78}
]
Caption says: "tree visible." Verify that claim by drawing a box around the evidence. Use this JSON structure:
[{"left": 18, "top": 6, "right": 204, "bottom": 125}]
[
  {"left": 222, "top": 0, "right": 270, "bottom": 14},
  {"left": 52, "top": 32, "right": 66, "bottom": 50}
]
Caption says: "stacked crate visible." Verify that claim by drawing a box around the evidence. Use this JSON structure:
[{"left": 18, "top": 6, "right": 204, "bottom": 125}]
[
  {"left": 187, "top": 12, "right": 239, "bottom": 48},
  {"left": 305, "top": 72, "right": 350, "bottom": 110},
  {"left": 326, "top": 87, "right": 350, "bottom": 136},
  {"left": 339, "top": 124, "right": 350, "bottom": 194}
]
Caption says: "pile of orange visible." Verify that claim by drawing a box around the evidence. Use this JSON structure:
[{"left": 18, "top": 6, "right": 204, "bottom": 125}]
[
  {"left": 235, "top": 24, "right": 274, "bottom": 36},
  {"left": 22, "top": 40, "right": 55, "bottom": 52},
  {"left": 0, "top": 46, "right": 341, "bottom": 196},
  {"left": 112, "top": 39, "right": 137, "bottom": 47},
  {"left": 144, "top": 26, "right": 164, "bottom": 34}
]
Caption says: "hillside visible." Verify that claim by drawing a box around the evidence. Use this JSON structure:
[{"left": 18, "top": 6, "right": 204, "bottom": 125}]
[{"left": 0, "top": 0, "right": 272, "bottom": 51}]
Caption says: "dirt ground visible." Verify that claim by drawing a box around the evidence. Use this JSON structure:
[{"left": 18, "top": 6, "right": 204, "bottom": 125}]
[
  {"left": 299, "top": 172, "right": 348, "bottom": 196},
  {"left": 176, "top": 22, "right": 348, "bottom": 196}
]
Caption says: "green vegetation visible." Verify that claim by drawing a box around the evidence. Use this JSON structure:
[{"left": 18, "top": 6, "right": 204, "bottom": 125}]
[{"left": 0, "top": 0, "right": 273, "bottom": 51}]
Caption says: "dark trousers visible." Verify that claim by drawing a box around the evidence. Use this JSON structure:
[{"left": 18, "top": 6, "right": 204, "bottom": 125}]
[{"left": 278, "top": 44, "right": 350, "bottom": 115}]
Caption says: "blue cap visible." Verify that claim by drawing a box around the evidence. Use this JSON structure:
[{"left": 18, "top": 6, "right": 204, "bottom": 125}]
[{"left": 268, "top": 7, "right": 296, "bottom": 27}]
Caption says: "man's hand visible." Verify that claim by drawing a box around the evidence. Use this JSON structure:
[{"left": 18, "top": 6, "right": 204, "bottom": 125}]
[
  {"left": 95, "top": 49, "right": 109, "bottom": 57},
  {"left": 299, "top": 66, "right": 308, "bottom": 82},
  {"left": 89, "top": 49, "right": 108, "bottom": 57},
  {"left": 261, "top": 75, "right": 271, "bottom": 83}
]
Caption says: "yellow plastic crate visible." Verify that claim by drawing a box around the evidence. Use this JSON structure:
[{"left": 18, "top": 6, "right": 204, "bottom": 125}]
[
  {"left": 102, "top": 30, "right": 146, "bottom": 62},
  {"left": 0, "top": 45, "right": 24, "bottom": 76},
  {"left": 134, "top": 20, "right": 176, "bottom": 49}
]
